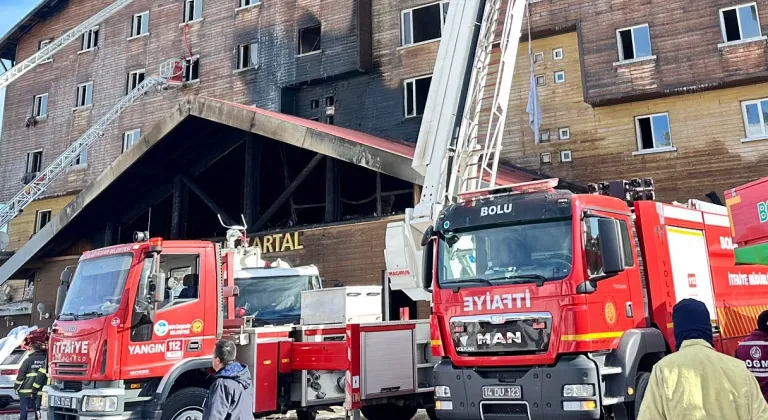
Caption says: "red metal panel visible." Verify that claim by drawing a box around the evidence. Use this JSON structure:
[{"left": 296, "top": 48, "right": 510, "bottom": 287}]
[
  {"left": 254, "top": 342, "right": 279, "bottom": 414},
  {"left": 344, "top": 324, "right": 361, "bottom": 410},
  {"left": 303, "top": 328, "right": 346, "bottom": 336},
  {"left": 725, "top": 177, "right": 768, "bottom": 246},
  {"left": 290, "top": 342, "right": 347, "bottom": 371},
  {"left": 278, "top": 341, "right": 292, "bottom": 374}
]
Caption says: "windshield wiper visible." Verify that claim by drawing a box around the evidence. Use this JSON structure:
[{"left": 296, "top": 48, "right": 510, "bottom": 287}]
[
  {"left": 74, "top": 311, "right": 102, "bottom": 320},
  {"left": 58, "top": 312, "right": 77, "bottom": 321},
  {"left": 488, "top": 274, "right": 548, "bottom": 287},
  {"left": 443, "top": 279, "right": 493, "bottom": 292}
]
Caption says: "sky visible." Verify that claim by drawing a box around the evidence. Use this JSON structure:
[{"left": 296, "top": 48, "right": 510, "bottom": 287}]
[{"left": 0, "top": 0, "right": 42, "bottom": 138}]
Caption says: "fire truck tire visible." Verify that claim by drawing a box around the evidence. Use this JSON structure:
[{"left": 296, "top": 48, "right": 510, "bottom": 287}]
[
  {"left": 296, "top": 409, "right": 317, "bottom": 420},
  {"left": 633, "top": 371, "right": 651, "bottom": 419},
  {"left": 161, "top": 387, "right": 208, "bottom": 420},
  {"left": 360, "top": 403, "right": 418, "bottom": 420}
]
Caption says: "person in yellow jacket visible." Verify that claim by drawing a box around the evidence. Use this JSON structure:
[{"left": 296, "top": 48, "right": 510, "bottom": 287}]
[
  {"left": 14, "top": 341, "right": 47, "bottom": 420},
  {"left": 637, "top": 299, "right": 768, "bottom": 420}
]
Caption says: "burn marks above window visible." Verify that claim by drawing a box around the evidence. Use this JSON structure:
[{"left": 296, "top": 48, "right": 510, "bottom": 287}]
[{"left": 299, "top": 25, "right": 322, "bottom": 55}]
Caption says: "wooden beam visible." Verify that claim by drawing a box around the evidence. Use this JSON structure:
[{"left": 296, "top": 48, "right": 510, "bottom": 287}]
[
  {"left": 180, "top": 176, "right": 237, "bottom": 226},
  {"left": 243, "top": 136, "right": 262, "bottom": 226},
  {"left": 251, "top": 153, "right": 325, "bottom": 232},
  {"left": 376, "top": 172, "right": 382, "bottom": 216},
  {"left": 119, "top": 180, "right": 174, "bottom": 225},
  {"left": 325, "top": 157, "right": 340, "bottom": 223}
]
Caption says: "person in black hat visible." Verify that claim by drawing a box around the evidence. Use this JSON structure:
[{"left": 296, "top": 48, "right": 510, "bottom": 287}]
[
  {"left": 638, "top": 299, "right": 768, "bottom": 420},
  {"left": 14, "top": 341, "right": 47, "bottom": 420},
  {"left": 737, "top": 310, "right": 768, "bottom": 402}
]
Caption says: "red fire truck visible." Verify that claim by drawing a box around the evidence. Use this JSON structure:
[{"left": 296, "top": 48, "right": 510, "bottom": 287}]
[
  {"left": 39, "top": 225, "right": 437, "bottom": 420},
  {"left": 423, "top": 179, "right": 768, "bottom": 420}
]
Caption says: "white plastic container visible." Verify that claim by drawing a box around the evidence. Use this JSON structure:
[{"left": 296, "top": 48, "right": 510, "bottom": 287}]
[{"left": 300, "top": 286, "right": 383, "bottom": 325}]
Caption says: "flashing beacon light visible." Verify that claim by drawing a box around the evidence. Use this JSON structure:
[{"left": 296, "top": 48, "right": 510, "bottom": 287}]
[{"left": 148, "top": 237, "right": 163, "bottom": 253}]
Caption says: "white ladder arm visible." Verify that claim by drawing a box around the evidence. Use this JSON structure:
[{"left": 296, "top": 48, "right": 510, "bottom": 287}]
[
  {"left": 0, "top": 76, "right": 166, "bottom": 229},
  {"left": 0, "top": 0, "right": 135, "bottom": 90}
]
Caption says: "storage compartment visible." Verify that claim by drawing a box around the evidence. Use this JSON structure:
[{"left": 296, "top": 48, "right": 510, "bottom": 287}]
[
  {"left": 290, "top": 327, "right": 347, "bottom": 406},
  {"left": 725, "top": 177, "right": 768, "bottom": 246},
  {"left": 360, "top": 328, "right": 416, "bottom": 399},
  {"left": 301, "top": 287, "right": 383, "bottom": 325}
]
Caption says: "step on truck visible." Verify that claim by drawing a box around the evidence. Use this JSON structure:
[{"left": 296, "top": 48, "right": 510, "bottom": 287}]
[
  {"left": 40, "top": 221, "right": 436, "bottom": 420},
  {"left": 421, "top": 179, "right": 768, "bottom": 420}
]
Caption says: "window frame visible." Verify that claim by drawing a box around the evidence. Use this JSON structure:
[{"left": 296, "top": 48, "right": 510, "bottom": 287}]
[
  {"left": 236, "top": 43, "right": 258, "bottom": 70},
  {"left": 552, "top": 47, "right": 564, "bottom": 60},
  {"left": 298, "top": 25, "right": 322, "bottom": 56},
  {"left": 33, "top": 94, "right": 48, "bottom": 119},
  {"left": 554, "top": 71, "right": 566, "bottom": 84},
  {"left": 26, "top": 150, "right": 43, "bottom": 173},
  {"left": 400, "top": 1, "right": 450, "bottom": 47},
  {"left": 533, "top": 52, "right": 544, "bottom": 64},
  {"left": 130, "top": 11, "right": 150, "bottom": 38},
  {"left": 38, "top": 39, "right": 53, "bottom": 63},
  {"left": 34, "top": 209, "right": 52, "bottom": 233},
  {"left": 634, "top": 112, "right": 673, "bottom": 151},
  {"left": 183, "top": 56, "right": 201, "bottom": 84},
  {"left": 560, "top": 150, "right": 573, "bottom": 162},
  {"left": 70, "top": 149, "right": 87, "bottom": 168},
  {"left": 535, "top": 74, "right": 546, "bottom": 86},
  {"left": 559, "top": 127, "right": 570, "bottom": 140},
  {"left": 741, "top": 97, "right": 768, "bottom": 140},
  {"left": 615, "top": 24, "right": 652, "bottom": 62},
  {"left": 540, "top": 152, "right": 552, "bottom": 164},
  {"left": 403, "top": 74, "right": 432, "bottom": 118},
  {"left": 237, "top": 0, "right": 260, "bottom": 9},
  {"left": 123, "top": 129, "right": 142, "bottom": 153},
  {"left": 80, "top": 26, "right": 99, "bottom": 52},
  {"left": 719, "top": 2, "right": 763, "bottom": 44},
  {"left": 75, "top": 82, "right": 94, "bottom": 108},
  {"left": 183, "top": 0, "right": 203, "bottom": 23},
  {"left": 127, "top": 69, "right": 146, "bottom": 94}
]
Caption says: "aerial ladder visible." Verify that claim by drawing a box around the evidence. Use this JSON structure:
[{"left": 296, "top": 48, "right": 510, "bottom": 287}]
[
  {"left": 0, "top": 0, "right": 184, "bottom": 229},
  {"left": 384, "top": 0, "right": 528, "bottom": 300}
]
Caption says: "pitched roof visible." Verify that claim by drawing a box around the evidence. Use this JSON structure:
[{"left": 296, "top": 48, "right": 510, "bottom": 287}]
[{"left": 0, "top": 0, "right": 68, "bottom": 62}]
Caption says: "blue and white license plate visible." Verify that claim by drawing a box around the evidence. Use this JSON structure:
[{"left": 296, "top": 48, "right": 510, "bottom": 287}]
[
  {"left": 51, "top": 395, "right": 75, "bottom": 408},
  {"left": 483, "top": 385, "right": 522, "bottom": 399}
]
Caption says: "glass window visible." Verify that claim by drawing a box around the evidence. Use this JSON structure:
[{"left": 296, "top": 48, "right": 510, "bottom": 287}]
[
  {"left": 721, "top": 4, "right": 762, "bottom": 43},
  {"left": 617, "top": 24, "right": 652, "bottom": 61},
  {"left": 59, "top": 254, "right": 134, "bottom": 320},
  {"left": 401, "top": 1, "right": 449, "bottom": 46},
  {"left": 235, "top": 275, "right": 318, "bottom": 325},
  {"left": 742, "top": 98, "right": 768, "bottom": 139},
  {"left": 635, "top": 113, "right": 672, "bottom": 150}
]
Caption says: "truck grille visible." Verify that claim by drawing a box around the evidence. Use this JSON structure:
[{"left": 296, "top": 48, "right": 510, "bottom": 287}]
[
  {"left": 54, "top": 364, "right": 87, "bottom": 377},
  {"left": 61, "top": 381, "right": 83, "bottom": 392},
  {"left": 481, "top": 402, "right": 529, "bottom": 418},
  {"left": 450, "top": 313, "right": 552, "bottom": 355}
]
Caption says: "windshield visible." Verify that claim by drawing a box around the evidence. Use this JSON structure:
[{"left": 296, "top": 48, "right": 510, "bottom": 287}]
[
  {"left": 1, "top": 349, "right": 26, "bottom": 366},
  {"left": 439, "top": 219, "right": 573, "bottom": 286},
  {"left": 59, "top": 254, "right": 134, "bottom": 320},
  {"left": 235, "top": 275, "right": 318, "bottom": 324}
]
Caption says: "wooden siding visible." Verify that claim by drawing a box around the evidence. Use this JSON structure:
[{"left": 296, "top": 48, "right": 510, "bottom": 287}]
[
  {"left": 6, "top": 194, "right": 76, "bottom": 251},
  {"left": 495, "top": 32, "right": 768, "bottom": 202}
]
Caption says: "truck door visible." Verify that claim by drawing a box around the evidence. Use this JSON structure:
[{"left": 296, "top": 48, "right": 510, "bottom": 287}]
[{"left": 123, "top": 250, "right": 207, "bottom": 378}]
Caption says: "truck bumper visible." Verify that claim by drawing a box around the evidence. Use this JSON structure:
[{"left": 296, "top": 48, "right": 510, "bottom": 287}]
[
  {"left": 40, "top": 385, "right": 141, "bottom": 420},
  {"left": 433, "top": 355, "right": 602, "bottom": 420}
]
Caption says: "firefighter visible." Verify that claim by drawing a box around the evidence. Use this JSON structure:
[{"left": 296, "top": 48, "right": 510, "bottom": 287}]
[
  {"left": 638, "top": 299, "right": 768, "bottom": 420},
  {"left": 737, "top": 310, "right": 768, "bottom": 402},
  {"left": 14, "top": 341, "right": 47, "bottom": 420}
]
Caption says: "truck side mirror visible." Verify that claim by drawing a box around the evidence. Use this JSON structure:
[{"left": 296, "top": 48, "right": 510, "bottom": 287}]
[
  {"left": 55, "top": 266, "right": 75, "bottom": 318},
  {"left": 422, "top": 238, "right": 434, "bottom": 291},
  {"left": 597, "top": 218, "right": 625, "bottom": 277},
  {"left": 149, "top": 273, "right": 167, "bottom": 304}
]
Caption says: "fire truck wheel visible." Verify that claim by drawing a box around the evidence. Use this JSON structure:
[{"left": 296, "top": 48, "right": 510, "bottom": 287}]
[
  {"left": 360, "top": 403, "right": 418, "bottom": 420},
  {"left": 161, "top": 387, "right": 208, "bottom": 420},
  {"left": 633, "top": 371, "right": 651, "bottom": 419},
  {"left": 296, "top": 409, "right": 317, "bottom": 420}
]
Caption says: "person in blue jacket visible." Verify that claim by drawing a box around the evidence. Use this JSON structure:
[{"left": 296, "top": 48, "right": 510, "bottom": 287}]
[{"left": 202, "top": 340, "right": 254, "bottom": 420}]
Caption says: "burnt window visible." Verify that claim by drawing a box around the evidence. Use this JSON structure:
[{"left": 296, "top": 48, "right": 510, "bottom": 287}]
[
  {"left": 720, "top": 3, "right": 762, "bottom": 43},
  {"left": 26, "top": 151, "right": 42, "bottom": 173},
  {"left": 35, "top": 210, "right": 51, "bottom": 233},
  {"left": 299, "top": 25, "right": 322, "bottom": 55},
  {"left": 404, "top": 75, "right": 432, "bottom": 118},
  {"left": 81, "top": 27, "right": 99, "bottom": 51},
  {"left": 325, "top": 96, "right": 335, "bottom": 107},
  {"left": 237, "top": 43, "right": 258, "bottom": 70},
  {"left": 127, "top": 69, "right": 146, "bottom": 94},
  {"left": 325, "top": 115, "right": 334, "bottom": 125},
  {"left": 310, "top": 100, "right": 319, "bottom": 109},
  {"left": 402, "top": 1, "right": 449, "bottom": 46}
]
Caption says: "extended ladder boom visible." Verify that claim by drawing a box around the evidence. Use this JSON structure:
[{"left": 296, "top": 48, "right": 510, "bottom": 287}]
[
  {"left": 0, "top": 76, "right": 167, "bottom": 229},
  {"left": 0, "top": 0, "right": 135, "bottom": 90}
]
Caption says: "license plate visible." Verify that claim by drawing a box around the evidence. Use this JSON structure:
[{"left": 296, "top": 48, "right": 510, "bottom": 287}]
[
  {"left": 51, "top": 395, "right": 74, "bottom": 408},
  {"left": 483, "top": 385, "right": 522, "bottom": 399}
]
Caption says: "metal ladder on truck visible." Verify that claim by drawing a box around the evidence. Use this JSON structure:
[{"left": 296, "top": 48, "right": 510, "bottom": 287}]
[
  {"left": 385, "top": 0, "right": 529, "bottom": 298},
  {"left": 0, "top": 0, "right": 184, "bottom": 230}
]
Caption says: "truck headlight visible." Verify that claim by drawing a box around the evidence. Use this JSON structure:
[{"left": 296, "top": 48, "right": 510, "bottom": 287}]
[
  {"left": 562, "top": 384, "right": 595, "bottom": 398},
  {"left": 40, "top": 392, "right": 47, "bottom": 409},
  {"left": 434, "top": 386, "right": 451, "bottom": 398},
  {"left": 82, "top": 396, "right": 118, "bottom": 412}
]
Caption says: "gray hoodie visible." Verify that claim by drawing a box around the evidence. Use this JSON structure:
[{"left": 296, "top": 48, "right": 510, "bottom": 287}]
[{"left": 202, "top": 362, "right": 255, "bottom": 420}]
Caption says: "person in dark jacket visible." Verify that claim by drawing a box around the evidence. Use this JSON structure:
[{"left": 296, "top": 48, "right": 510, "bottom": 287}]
[
  {"left": 737, "top": 310, "right": 768, "bottom": 402},
  {"left": 14, "top": 342, "right": 47, "bottom": 420},
  {"left": 202, "top": 339, "right": 254, "bottom": 420}
]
